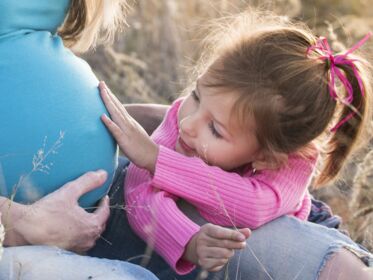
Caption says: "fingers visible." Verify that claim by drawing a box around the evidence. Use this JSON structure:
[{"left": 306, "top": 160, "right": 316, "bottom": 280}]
[
  {"left": 99, "top": 82, "right": 138, "bottom": 148},
  {"left": 198, "top": 247, "right": 233, "bottom": 272},
  {"left": 202, "top": 247, "right": 235, "bottom": 259},
  {"left": 204, "top": 223, "right": 246, "bottom": 242},
  {"left": 101, "top": 114, "right": 126, "bottom": 144},
  {"left": 93, "top": 195, "right": 110, "bottom": 228},
  {"left": 61, "top": 170, "right": 108, "bottom": 200},
  {"left": 204, "top": 237, "right": 246, "bottom": 250},
  {"left": 99, "top": 82, "right": 131, "bottom": 123},
  {"left": 99, "top": 85, "right": 126, "bottom": 125},
  {"left": 199, "top": 257, "right": 229, "bottom": 272},
  {"left": 209, "top": 265, "right": 226, "bottom": 272},
  {"left": 100, "top": 82, "right": 130, "bottom": 117},
  {"left": 238, "top": 228, "right": 251, "bottom": 239}
]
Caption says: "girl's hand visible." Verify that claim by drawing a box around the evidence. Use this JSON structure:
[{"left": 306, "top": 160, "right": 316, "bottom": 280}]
[
  {"left": 99, "top": 82, "right": 159, "bottom": 173},
  {"left": 183, "top": 223, "right": 251, "bottom": 272}
]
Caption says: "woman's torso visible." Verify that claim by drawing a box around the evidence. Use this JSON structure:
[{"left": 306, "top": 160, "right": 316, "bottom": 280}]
[{"left": 0, "top": 0, "right": 118, "bottom": 207}]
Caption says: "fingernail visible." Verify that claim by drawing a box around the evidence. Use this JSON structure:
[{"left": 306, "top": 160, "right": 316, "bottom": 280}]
[
  {"left": 237, "top": 233, "right": 245, "bottom": 242},
  {"left": 97, "top": 169, "right": 107, "bottom": 178}
]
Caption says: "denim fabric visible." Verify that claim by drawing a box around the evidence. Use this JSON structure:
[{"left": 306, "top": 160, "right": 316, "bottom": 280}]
[
  {"left": 0, "top": 245, "right": 157, "bottom": 280},
  {"left": 89, "top": 157, "right": 373, "bottom": 280}
]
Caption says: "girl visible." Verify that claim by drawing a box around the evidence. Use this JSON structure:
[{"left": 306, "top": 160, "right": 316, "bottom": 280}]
[{"left": 99, "top": 11, "right": 373, "bottom": 278}]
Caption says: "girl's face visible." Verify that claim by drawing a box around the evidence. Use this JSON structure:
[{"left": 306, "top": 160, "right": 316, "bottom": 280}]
[{"left": 176, "top": 73, "right": 263, "bottom": 171}]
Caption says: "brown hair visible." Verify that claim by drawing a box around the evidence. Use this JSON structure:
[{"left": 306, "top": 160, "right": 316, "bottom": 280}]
[
  {"left": 58, "top": 0, "right": 129, "bottom": 53},
  {"left": 196, "top": 11, "right": 372, "bottom": 186}
]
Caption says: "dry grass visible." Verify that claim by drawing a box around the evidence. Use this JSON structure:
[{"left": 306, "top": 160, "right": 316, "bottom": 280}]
[{"left": 86, "top": 0, "right": 373, "bottom": 251}]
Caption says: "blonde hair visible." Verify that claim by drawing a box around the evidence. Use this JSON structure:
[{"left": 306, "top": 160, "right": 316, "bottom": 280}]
[
  {"left": 58, "top": 0, "right": 129, "bottom": 53},
  {"left": 195, "top": 11, "right": 372, "bottom": 186}
]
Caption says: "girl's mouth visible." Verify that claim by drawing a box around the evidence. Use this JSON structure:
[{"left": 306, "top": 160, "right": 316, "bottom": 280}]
[{"left": 178, "top": 137, "right": 194, "bottom": 153}]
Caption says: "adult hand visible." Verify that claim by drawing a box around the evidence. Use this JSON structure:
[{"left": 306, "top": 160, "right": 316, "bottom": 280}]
[
  {"left": 183, "top": 223, "right": 251, "bottom": 272},
  {"left": 3, "top": 170, "right": 110, "bottom": 253}
]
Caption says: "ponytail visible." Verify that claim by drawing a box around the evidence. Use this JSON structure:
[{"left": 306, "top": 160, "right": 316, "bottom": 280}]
[{"left": 315, "top": 60, "right": 372, "bottom": 186}]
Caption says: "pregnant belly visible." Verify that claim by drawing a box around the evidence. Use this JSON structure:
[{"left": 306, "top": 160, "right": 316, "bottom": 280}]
[{"left": 0, "top": 31, "right": 118, "bottom": 208}]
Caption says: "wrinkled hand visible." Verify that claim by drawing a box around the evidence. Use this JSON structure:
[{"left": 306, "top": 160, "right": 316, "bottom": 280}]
[
  {"left": 183, "top": 223, "right": 251, "bottom": 272},
  {"left": 99, "top": 81, "right": 159, "bottom": 173},
  {"left": 12, "top": 170, "right": 110, "bottom": 253}
]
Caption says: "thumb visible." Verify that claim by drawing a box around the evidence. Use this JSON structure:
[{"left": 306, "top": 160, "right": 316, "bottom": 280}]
[
  {"left": 93, "top": 195, "right": 110, "bottom": 225},
  {"left": 61, "top": 170, "right": 108, "bottom": 200},
  {"left": 238, "top": 228, "right": 251, "bottom": 239}
]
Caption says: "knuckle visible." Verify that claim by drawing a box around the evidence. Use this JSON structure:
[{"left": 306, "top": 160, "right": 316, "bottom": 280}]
[
  {"left": 198, "top": 259, "right": 204, "bottom": 266},
  {"left": 62, "top": 181, "right": 76, "bottom": 191},
  {"left": 227, "top": 250, "right": 235, "bottom": 258},
  {"left": 222, "top": 240, "right": 229, "bottom": 247},
  {"left": 93, "top": 223, "right": 102, "bottom": 234},
  {"left": 205, "top": 223, "right": 213, "bottom": 230}
]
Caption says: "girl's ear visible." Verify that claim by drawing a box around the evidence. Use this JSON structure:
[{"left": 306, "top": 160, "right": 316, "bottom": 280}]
[{"left": 252, "top": 151, "right": 288, "bottom": 171}]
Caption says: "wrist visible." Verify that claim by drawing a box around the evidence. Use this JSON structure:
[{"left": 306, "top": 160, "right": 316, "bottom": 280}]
[
  {"left": 1, "top": 200, "right": 30, "bottom": 246},
  {"left": 147, "top": 143, "right": 159, "bottom": 174},
  {"left": 182, "top": 232, "right": 198, "bottom": 264}
]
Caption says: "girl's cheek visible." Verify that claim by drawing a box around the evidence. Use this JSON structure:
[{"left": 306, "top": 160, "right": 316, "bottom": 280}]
[{"left": 200, "top": 141, "right": 211, "bottom": 163}]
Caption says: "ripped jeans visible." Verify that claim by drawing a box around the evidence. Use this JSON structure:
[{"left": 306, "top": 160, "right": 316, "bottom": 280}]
[{"left": 89, "top": 157, "right": 373, "bottom": 280}]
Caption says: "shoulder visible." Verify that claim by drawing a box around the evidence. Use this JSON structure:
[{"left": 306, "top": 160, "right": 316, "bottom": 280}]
[
  {"left": 158, "top": 97, "right": 184, "bottom": 129},
  {"left": 167, "top": 97, "right": 184, "bottom": 118},
  {"left": 289, "top": 142, "right": 319, "bottom": 166}
]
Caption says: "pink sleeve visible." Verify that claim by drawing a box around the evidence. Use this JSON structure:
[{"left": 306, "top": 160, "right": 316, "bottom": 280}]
[
  {"left": 125, "top": 178, "right": 200, "bottom": 274},
  {"left": 152, "top": 146, "right": 315, "bottom": 229},
  {"left": 293, "top": 190, "right": 312, "bottom": 220}
]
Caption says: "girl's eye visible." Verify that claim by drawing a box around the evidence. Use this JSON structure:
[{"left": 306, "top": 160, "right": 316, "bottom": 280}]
[
  {"left": 208, "top": 122, "right": 222, "bottom": 139},
  {"left": 191, "top": 90, "right": 200, "bottom": 102}
]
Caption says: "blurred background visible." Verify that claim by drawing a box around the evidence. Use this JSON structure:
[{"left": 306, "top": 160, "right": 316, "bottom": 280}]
[{"left": 85, "top": 0, "right": 373, "bottom": 250}]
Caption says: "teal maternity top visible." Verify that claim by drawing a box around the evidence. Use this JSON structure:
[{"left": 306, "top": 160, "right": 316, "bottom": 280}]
[{"left": 0, "top": 0, "right": 118, "bottom": 207}]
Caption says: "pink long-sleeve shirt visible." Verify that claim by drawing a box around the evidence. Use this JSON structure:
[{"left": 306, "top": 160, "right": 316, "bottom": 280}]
[{"left": 125, "top": 98, "right": 316, "bottom": 274}]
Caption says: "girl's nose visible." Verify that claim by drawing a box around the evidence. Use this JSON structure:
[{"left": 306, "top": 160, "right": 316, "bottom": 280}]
[{"left": 179, "top": 115, "right": 197, "bottom": 138}]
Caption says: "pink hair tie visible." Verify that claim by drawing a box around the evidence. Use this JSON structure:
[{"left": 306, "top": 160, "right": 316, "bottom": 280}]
[{"left": 307, "top": 32, "right": 372, "bottom": 132}]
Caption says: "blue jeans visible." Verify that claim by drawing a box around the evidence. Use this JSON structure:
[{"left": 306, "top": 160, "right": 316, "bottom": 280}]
[
  {"left": 89, "top": 157, "right": 373, "bottom": 280},
  {"left": 0, "top": 246, "right": 157, "bottom": 280}
]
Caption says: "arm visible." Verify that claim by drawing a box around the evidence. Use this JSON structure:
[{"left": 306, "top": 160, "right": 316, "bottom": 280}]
[
  {"left": 100, "top": 84, "right": 314, "bottom": 230},
  {"left": 101, "top": 83, "right": 250, "bottom": 273},
  {"left": 125, "top": 180, "right": 200, "bottom": 274},
  {"left": 153, "top": 146, "right": 315, "bottom": 228},
  {"left": 1, "top": 170, "right": 110, "bottom": 252},
  {"left": 126, "top": 180, "right": 251, "bottom": 273},
  {"left": 100, "top": 82, "right": 313, "bottom": 229}
]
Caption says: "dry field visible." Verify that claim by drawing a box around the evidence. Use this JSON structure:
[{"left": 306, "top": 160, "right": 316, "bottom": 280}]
[{"left": 86, "top": 0, "right": 373, "bottom": 250}]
